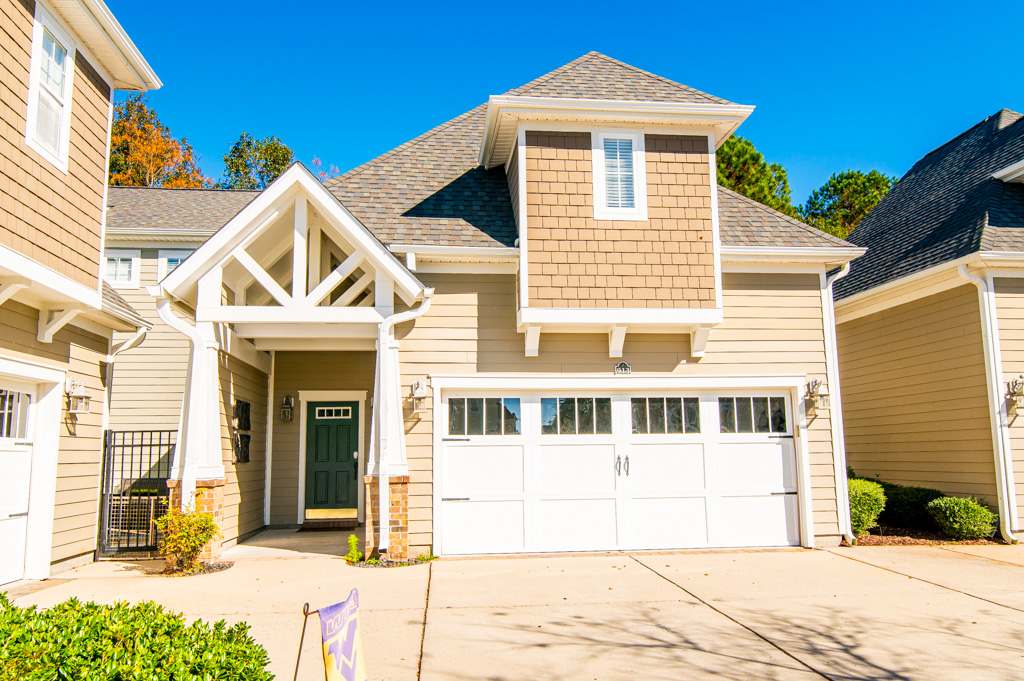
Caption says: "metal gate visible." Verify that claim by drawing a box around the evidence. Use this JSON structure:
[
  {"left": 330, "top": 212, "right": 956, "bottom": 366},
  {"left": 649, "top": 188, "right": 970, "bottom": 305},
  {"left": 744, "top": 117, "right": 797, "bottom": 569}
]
[{"left": 98, "top": 430, "right": 175, "bottom": 555}]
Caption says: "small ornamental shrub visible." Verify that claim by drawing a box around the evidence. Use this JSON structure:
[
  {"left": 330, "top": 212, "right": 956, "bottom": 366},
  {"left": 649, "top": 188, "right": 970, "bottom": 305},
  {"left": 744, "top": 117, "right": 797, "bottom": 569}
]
[
  {"left": 878, "top": 482, "right": 944, "bottom": 529},
  {"left": 848, "top": 478, "right": 886, "bottom": 537},
  {"left": 0, "top": 594, "right": 272, "bottom": 679},
  {"left": 927, "top": 496, "right": 997, "bottom": 540},
  {"left": 155, "top": 509, "right": 219, "bottom": 574},
  {"left": 344, "top": 533, "right": 363, "bottom": 564}
]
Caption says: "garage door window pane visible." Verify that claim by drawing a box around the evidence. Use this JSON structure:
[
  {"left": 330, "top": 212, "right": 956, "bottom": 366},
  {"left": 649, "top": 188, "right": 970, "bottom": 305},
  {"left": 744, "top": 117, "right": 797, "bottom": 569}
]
[
  {"left": 448, "top": 399, "right": 466, "bottom": 435},
  {"left": 736, "top": 398, "right": 753, "bottom": 433},
  {"left": 558, "top": 398, "right": 576, "bottom": 434},
  {"left": 684, "top": 398, "right": 700, "bottom": 433},
  {"left": 666, "top": 398, "right": 683, "bottom": 433},
  {"left": 485, "top": 398, "right": 503, "bottom": 435},
  {"left": 631, "top": 398, "right": 647, "bottom": 434},
  {"left": 753, "top": 397, "right": 770, "bottom": 433},
  {"left": 770, "top": 397, "right": 787, "bottom": 433},
  {"left": 541, "top": 398, "right": 558, "bottom": 434},
  {"left": 467, "top": 398, "right": 484, "bottom": 435},
  {"left": 578, "top": 397, "right": 594, "bottom": 434},
  {"left": 503, "top": 398, "right": 521, "bottom": 435},
  {"left": 595, "top": 398, "right": 612, "bottom": 434},
  {"left": 648, "top": 398, "right": 666, "bottom": 433},
  {"left": 719, "top": 398, "right": 737, "bottom": 433}
]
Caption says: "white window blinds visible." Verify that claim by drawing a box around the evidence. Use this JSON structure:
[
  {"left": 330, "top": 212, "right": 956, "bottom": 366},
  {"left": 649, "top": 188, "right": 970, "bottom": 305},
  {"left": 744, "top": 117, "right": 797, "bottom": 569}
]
[
  {"left": 34, "top": 29, "right": 68, "bottom": 156},
  {"left": 603, "top": 137, "right": 635, "bottom": 209}
]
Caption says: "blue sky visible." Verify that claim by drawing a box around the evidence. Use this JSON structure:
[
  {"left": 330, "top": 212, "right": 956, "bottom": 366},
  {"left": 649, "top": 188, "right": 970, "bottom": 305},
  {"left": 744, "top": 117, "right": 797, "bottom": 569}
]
[{"left": 107, "top": 0, "right": 1024, "bottom": 203}]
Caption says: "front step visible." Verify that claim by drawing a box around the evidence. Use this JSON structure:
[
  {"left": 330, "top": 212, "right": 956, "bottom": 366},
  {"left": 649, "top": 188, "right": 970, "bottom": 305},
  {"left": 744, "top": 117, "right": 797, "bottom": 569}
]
[{"left": 299, "top": 519, "right": 358, "bottom": 531}]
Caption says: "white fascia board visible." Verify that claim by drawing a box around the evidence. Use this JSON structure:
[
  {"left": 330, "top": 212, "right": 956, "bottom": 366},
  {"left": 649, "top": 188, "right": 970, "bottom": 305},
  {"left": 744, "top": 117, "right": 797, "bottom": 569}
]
[
  {"left": 388, "top": 244, "right": 520, "bottom": 258},
  {"left": 518, "top": 307, "right": 723, "bottom": 328},
  {"left": 431, "top": 373, "right": 804, "bottom": 392},
  {"left": 480, "top": 95, "right": 755, "bottom": 167},
  {"left": 0, "top": 243, "right": 101, "bottom": 309},
  {"left": 721, "top": 245, "right": 866, "bottom": 265},
  {"left": 106, "top": 228, "right": 214, "bottom": 243},
  {"left": 977, "top": 251, "right": 1024, "bottom": 268},
  {"left": 196, "top": 305, "right": 384, "bottom": 325},
  {"left": 993, "top": 158, "right": 1024, "bottom": 183}
]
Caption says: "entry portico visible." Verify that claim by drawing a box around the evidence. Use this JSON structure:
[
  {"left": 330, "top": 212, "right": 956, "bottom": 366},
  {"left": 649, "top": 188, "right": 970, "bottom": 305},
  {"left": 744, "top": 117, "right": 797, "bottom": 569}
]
[{"left": 150, "top": 163, "right": 431, "bottom": 559}]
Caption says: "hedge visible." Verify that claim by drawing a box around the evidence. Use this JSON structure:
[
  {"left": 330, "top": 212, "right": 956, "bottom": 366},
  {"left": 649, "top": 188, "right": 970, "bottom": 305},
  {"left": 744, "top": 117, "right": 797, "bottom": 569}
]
[
  {"left": 878, "top": 482, "right": 943, "bottom": 530},
  {"left": 927, "top": 496, "right": 997, "bottom": 540},
  {"left": 848, "top": 478, "right": 886, "bottom": 537},
  {"left": 0, "top": 594, "right": 272, "bottom": 679}
]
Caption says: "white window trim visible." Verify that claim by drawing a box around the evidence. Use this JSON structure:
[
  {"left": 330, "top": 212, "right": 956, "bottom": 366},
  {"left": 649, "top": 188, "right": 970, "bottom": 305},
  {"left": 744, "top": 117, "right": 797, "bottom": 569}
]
[
  {"left": 157, "top": 249, "right": 192, "bottom": 281},
  {"left": 24, "top": 1, "right": 77, "bottom": 174},
  {"left": 104, "top": 248, "right": 140, "bottom": 289},
  {"left": 591, "top": 129, "right": 648, "bottom": 221}
]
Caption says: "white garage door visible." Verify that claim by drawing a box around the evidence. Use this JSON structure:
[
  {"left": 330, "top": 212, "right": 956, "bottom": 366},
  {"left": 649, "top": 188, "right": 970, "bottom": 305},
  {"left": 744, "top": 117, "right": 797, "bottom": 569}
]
[
  {"left": 437, "top": 390, "right": 800, "bottom": 555},
  {"left": 0, "top": 385, "right": 34, "bottom": 585}
]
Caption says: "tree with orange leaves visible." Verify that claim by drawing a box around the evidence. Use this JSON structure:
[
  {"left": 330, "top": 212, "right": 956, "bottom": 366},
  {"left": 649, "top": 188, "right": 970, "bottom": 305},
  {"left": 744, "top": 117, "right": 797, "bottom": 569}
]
[{"left": 108, "top": 95, "right": 208, "bottom": 188}]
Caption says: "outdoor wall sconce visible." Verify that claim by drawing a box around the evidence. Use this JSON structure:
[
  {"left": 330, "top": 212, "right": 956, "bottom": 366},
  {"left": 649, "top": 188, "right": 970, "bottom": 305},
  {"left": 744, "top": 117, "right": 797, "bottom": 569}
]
[
  {"left": 410, "top": 379, "right": 430, "bottom": 412},
  {"left": 65, "top": 377, "right": 91, "bottom": 415},
  {"left": 280, "top": 394, "right": 295, "bottom": 423},
  {"left": 1007, "top": 376, "right": 1024, "bottom": 416},
  {"left": 804, "top": 379, "right": 828, "bottom": 418}
]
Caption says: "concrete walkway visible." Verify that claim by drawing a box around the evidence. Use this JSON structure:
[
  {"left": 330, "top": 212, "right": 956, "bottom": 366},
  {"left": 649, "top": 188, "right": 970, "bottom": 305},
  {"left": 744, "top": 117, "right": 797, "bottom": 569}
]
[{"left": 10, "top": 532, "right": 1024, "bottom": 680}]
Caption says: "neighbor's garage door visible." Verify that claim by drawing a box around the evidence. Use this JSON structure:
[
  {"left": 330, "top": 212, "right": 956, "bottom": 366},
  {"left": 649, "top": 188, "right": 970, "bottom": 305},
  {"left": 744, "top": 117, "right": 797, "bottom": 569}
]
[{"left": 437, "top": 391, "right": 800, "bottom": 555}]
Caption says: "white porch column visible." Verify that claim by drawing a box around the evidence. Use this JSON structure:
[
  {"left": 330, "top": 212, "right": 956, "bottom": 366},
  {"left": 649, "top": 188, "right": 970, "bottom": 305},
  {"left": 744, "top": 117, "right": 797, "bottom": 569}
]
[{"left": 369, "top": 325, "right": 408, "bottom": 478}]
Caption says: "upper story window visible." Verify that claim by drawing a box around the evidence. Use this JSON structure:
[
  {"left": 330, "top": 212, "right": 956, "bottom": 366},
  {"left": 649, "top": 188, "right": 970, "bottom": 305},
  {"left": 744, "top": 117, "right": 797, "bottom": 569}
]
[
  {"left": 592, "top": 130, "right": 647, "bottom": 221},
  {"left": 25, "top": 3, "right": 76, "bottom": 173},
  {"left": 104, "top": 249, "right": 140, "bottom": 289},
  {"left": 158, "top": 249, "right": 192, "bottom": 280}
]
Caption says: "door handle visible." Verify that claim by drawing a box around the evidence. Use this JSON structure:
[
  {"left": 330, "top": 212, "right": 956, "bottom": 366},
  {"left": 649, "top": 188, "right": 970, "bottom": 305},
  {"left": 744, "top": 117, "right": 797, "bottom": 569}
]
[
  {"left": 624, "top": 455, "right": 630, "bottom": 477},
  {"left": 353, "top": 450, "right": 358, "bottom": 460},
  {"left": 615, "top": 455, "right": 622, "bottom": 476}
]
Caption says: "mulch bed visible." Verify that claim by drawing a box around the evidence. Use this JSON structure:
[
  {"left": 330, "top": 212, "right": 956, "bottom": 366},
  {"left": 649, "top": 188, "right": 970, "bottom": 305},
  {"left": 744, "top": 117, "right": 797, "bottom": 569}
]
[
  {"left": 852, "top": 526, "right": 1001, "bottom": 546},
  {"left": 163, "top": 560, "right": 234, "bottom": 576},
  {"left": 348, "top": 558, "right": 433, "bottom": 569}
]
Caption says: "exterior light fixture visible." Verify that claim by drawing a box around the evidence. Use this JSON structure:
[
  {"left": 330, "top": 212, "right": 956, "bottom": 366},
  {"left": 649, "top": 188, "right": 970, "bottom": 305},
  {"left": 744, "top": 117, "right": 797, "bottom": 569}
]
[
  {"left": 1007, "top": 376, "right": 1024, "bottom": 416},
  {"left": 410, "top": 379, "right": 430, "bottom": 412},
  {"left": 65, "top": 377, "right": 91, "bottom": 415},
  {"left": 280, "top": 394, "right": 294, "bottom": 423},
  {"left": 804, "top": 379, "right": 828, "bottom": 418}
]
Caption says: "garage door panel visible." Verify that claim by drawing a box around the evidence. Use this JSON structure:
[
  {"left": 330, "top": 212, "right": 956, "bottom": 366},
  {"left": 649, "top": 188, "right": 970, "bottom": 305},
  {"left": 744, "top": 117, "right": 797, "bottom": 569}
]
[
  {"left": 710, "top": 440, "right": 797, "bottom": 493},
  {"left": 442, "top": 501, "right": 524, "bottom": 555},
  {"left": 534, "top": 499, "right": 617, "bottom": 551},
  {"left": 626, "top": 442, "right": 705, "bottom": 496},
  {"left": 538, "top": 443, "right": 616, "bottom": 497},
  {"left": 709, "top": 495, "right": 800, "bottom": 547},
  {"left": 620, "top": 497, "right": 708, "bottom": 550},
  {"left": 442, "top": 444, "right": 524, "bottom": 498}
]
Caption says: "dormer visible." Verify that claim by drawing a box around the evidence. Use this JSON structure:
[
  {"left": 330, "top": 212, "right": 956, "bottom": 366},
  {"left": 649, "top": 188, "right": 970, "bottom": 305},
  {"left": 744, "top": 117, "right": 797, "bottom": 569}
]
[{"left": 479, "top": 95, "right": 754, "bottom": 357}]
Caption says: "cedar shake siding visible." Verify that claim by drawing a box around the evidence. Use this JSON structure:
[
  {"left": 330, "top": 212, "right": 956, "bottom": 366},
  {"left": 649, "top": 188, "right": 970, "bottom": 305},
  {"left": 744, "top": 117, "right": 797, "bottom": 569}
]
[
  {"left": 838, "top": 285, "right": 998, "bottom": 507},
  {"left": 394, "top": 272, "right": 840, "bottom": 554},
  {"left": 524, "top": 131, "right": 715, "bottom": 309},
  {"left": 995, "top": 278, "right": 1024, "bottom": 525},
  {"left": 1, "top": 0, "right": 113, "bottom": 288}
]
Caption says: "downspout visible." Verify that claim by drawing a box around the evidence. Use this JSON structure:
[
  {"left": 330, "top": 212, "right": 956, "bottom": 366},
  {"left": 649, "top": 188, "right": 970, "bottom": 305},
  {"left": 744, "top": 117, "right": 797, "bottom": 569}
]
[
  {"left": 823, "top": 263, "right": 856, "bottom": 545},
  {"left": 102, "top": 326, "right": 148, "bottom": 431},
  {"left": 373, "top": 288, "right": 434, "bottom": 554},
  {"left": 958, "top": 265, "right": 1018, "bottom": 543}
]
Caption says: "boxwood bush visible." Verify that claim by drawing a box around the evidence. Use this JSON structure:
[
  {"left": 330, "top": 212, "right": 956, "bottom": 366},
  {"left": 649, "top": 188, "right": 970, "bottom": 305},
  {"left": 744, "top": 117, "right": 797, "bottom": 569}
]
[
  {"left": 848, "top": 478, "right": 886, "bottom": 537},
  {"left": 878, "top": 482, "right": 943, "bottom": 530},
  {"left": 927, "top": 496, "right": 997, "bottom": 540},
  {"left": 0, "top": 594, "right": 272, "bottom": 679}
]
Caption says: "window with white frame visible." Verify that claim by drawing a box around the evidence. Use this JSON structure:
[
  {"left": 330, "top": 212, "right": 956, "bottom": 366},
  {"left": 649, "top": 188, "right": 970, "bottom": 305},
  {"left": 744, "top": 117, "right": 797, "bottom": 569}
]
[
  {"left": 718, "top": 396, "right": 789, "bottom": 434},
  {"left": 0, "top": 389, "right": 32, "bottom": 440},
  {"left": 592, "top": 130, "right": 647, "bottom": 221},
  {"left": 540, "top": 397, "right": 612, "bottom": 435},
  {"left": 448, "top": 397, "right": 521, "bottom": 436},
  {"left": 157, "top": 249, "right": 192, "bottom": 280},
  {"left": 25, "top": 3, "right": 76, "bottom": 172},
  {"left": 104, "top": 249, "right": 140, "bottom": 288}
]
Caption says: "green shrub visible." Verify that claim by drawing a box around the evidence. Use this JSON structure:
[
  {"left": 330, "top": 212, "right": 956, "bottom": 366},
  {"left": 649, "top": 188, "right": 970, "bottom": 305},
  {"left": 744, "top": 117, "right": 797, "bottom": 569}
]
[
  {"left": 878, "top": 482, "right": 943, "bottom": 529},
  {"left": 154, "top": 509, "right": 219, "bottom": 573},
  {"left": 848, "top": 478, "right": 886, "bottom": 537},
  {"left": 0, "top": 594, "right": 271, "bottom": 679},
  {"left": 344, "top": 533, "right": 363, "bottom": 564},
  {"left": 927, "top": 496, "right": 997, "bottom": 540}
]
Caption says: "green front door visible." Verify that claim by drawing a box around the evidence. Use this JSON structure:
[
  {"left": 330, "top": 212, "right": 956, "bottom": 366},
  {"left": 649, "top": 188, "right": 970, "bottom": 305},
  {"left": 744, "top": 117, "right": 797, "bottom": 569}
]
[{"left": 305, "top": 401, "right": 359, "bottom": 518}]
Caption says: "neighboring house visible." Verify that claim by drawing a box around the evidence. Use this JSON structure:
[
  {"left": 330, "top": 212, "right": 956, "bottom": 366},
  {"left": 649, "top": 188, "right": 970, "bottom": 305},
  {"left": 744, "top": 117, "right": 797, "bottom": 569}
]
[
  {"left": 0, "top": 0, "right": 158, "bottom": 585},
  {"left": 118, "top": 51, "right": 864, "bottom": 560},
  {"left": 835, "top": 109, "right": 1024, "bottom": 543}
]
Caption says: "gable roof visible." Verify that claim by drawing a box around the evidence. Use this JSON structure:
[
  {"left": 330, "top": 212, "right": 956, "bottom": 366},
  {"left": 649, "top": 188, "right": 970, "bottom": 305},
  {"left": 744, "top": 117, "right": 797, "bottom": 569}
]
[
  {"left": 107, "top": 186, "right": 259, "bottom": 237},
  {"left": 837, "top": 109, "right": 1024, "bottom": 299}
]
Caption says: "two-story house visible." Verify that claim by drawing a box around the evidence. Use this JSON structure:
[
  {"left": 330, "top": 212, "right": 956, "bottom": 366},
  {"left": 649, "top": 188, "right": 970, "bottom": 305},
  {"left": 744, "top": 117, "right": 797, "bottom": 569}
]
[
  {"left": 114, "top": 52, "right": 864, "bottom": 560},
  {"left": 0, "top": 0, "right": 158, "bottom": 584}
]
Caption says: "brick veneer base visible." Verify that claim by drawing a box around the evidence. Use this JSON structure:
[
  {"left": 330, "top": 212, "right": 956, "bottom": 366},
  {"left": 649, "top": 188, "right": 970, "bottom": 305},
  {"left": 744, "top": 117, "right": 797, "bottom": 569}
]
[
  {"left": 363, "top": 475, "right": 409, "bottom": 561},
  {"left": 166, "top": 478, "right": 225, "bottom": 563}
]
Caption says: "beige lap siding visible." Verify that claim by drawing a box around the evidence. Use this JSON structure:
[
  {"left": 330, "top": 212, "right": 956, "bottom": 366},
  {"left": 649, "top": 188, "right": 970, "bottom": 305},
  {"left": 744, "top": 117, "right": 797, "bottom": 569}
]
[
  {"left": 995, "top": 278, "right": 1024, "bottom": 526},
  {"left": 838, "top": 285, "right": 997, "bottom": 506},
  {"left": 268, "top": 351, "right": 375, "bottom": 526},
  {"left": 524, "top": 131, "right": 715, "bottom": 309},
  {"left": 1, "top": 0, "right": 112, "bottom": 287},
  {"left": 108, "top": 250, "right": 191, "bottom": 430},
  {"left": 397, "top": 272, "right": 840, "bottom": 554},
  {"left": 0, "top": 299, "right": 109, "bottom": 571}
]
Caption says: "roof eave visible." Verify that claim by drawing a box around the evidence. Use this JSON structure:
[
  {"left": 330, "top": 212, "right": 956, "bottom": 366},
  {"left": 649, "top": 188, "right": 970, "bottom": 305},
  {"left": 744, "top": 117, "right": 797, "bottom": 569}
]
[{"left": 720, "top": 245, "right": 866, "bottom": 266}]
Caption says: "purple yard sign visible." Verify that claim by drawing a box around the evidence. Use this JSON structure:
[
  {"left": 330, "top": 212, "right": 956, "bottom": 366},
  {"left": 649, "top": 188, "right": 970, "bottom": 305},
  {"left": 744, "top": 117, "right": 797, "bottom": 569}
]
[{"left": 318, "top": 589, "right": 366, "bottom": 681}]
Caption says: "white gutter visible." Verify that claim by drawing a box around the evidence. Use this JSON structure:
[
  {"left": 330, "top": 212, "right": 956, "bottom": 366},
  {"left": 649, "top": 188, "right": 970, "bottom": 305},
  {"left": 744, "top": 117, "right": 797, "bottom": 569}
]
[
  {"left": 388, "top": 244, "right": 519, "bottom": 258},
  {"left": 263, "top": 350, "right": 276, "bottom": 527},
  {"left": 373, "top": 288, "right": 434, "bottom": 554},
  {"left": 101, "top": 325, "right": 148, "bottom": 430},
  {"left": 821, "top": 264, "right": 855, "bottom": 544},
  {"left": 958, "top": 265, "right": 1018, "bottom": 543}
]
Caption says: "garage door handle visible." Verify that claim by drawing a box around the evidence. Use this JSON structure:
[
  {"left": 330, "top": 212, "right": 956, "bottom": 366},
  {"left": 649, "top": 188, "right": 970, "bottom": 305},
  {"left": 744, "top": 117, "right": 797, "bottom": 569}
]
[
  {"left": 624, "top": 455, "right": 630, "bottom": 476},
  {"left": 615, "top": 455, "right": 621, "bottom": 476},
  {"left": 442, "top": 497, "right": 470, "bottom": 502}
]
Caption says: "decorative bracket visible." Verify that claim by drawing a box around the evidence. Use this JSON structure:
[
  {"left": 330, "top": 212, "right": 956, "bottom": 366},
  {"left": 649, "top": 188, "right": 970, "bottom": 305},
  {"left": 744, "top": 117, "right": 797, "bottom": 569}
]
[
  {"left": 608, "top": 326, "right": 627, "bottom": 358},
  {"left": 690, "top": 327, "right": 710, "bottom": 358},
  {"left": 37, "top": 307, "right": 83, "bottom": 343},
  {"left": 0, "top": 277, "right": 30, "bottom": 307},
  {"left": 524, "top": 326, "right": 541, "bottom": 357}
]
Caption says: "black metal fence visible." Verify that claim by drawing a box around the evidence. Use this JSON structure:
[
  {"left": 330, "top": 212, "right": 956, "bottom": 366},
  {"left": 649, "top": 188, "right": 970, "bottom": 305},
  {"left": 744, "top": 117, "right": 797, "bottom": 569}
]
[{"left": 98, "top": 430, "right": 175, "bottom": 555}]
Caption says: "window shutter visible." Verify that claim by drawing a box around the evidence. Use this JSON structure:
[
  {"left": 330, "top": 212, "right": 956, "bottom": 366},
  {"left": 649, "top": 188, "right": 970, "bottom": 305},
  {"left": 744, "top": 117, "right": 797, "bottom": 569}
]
[{"left": 603, "top": 138, "right": 635, "bottom": 209}]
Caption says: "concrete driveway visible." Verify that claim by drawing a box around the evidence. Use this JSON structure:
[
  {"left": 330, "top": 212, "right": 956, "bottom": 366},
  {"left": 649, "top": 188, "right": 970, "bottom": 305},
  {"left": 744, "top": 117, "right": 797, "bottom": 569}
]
[{"left": 9, "top": 532, "right": 1024, "bottom": 680}]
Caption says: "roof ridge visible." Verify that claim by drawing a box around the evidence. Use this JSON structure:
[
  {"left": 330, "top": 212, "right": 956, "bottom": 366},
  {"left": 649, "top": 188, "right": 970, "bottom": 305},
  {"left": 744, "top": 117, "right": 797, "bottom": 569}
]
[
  {"left": 505, "top": 51, "right": 599, "bottom": 95},
  {"left": 582, "top": 51, "right": 727, "bottom": 104},
  {"left": 108, "top": 185, "right": 260, "bottom": 194},
  {"left": 912, "top": 109, "right": 1024, "bottom": 170},
  {"left": 328, "top": 104, "right": 486, "bottom": 185},
  {"left": 717, "top": 185, "right": 850, "bottom": 246}
]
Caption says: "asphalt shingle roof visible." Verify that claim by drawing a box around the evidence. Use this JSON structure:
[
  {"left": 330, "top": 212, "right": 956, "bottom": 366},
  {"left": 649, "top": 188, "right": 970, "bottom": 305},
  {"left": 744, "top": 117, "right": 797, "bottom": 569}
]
[
  {"left": 837, "top": 109, "right": 1024, "bottom": 299},
  {"left": 101, "top": 281, "right": 149, "bottom": 328},
  {"left": 106, "top": 186, "right": 259, "bottom": 234}
]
